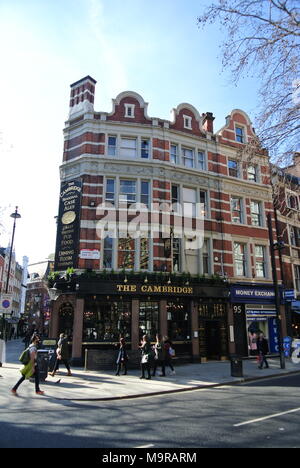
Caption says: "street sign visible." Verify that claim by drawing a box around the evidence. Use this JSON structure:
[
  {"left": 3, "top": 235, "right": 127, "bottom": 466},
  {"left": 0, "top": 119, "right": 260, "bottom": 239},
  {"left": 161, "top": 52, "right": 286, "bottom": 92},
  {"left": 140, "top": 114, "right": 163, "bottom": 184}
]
[{"left": 0, "top": 293, "right": 13, "bottom": 314}]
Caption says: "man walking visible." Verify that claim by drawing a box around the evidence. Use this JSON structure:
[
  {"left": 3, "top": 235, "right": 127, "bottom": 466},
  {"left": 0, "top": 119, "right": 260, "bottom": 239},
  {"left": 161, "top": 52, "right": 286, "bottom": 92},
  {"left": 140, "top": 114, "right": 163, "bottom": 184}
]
[
  {"left": 257, "top": 333, "right": 269, "bottom": 369},
  {"left": 49, "top": 333, "right": 72, "bottom": 377}
]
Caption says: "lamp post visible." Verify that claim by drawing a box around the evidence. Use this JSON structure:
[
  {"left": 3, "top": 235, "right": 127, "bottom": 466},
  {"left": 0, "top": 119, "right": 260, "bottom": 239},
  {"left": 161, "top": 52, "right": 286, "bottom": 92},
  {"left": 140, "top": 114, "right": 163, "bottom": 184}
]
[
  {"left": 0, "top": 207, "right": 21, "bottom": 366},
  {"left": 4, "top": 208, "right": 21, "bottom": 335},
  {"left": 267, "top": 212, "right": 285, "bottom": 369}
]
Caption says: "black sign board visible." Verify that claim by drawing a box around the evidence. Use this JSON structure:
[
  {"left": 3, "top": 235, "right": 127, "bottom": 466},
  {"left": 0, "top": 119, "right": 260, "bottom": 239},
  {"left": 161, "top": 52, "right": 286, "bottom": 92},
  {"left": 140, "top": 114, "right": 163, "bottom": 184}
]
[{"left": 54, "top": 180, "right": 82, "bottom": 271}]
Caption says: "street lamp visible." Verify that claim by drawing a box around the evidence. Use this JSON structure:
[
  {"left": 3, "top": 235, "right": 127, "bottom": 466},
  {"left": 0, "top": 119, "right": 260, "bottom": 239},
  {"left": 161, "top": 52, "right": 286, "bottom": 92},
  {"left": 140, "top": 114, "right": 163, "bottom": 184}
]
[
  {"left": 0, "top": 207, "right": 21, "bottom": 366},
  {"left": 267, "top": 212, "right": 285, "bottom": 369}
]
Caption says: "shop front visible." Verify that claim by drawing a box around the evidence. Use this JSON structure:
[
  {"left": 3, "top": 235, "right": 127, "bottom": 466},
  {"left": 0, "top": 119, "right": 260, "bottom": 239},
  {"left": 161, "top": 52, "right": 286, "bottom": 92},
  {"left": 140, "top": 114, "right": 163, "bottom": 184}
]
[
  {"left": 50, "top": 276, "right": 229, "bottom": 367},
  {"left": 231, "top": 284, "right": 283, "bottom": 357}
]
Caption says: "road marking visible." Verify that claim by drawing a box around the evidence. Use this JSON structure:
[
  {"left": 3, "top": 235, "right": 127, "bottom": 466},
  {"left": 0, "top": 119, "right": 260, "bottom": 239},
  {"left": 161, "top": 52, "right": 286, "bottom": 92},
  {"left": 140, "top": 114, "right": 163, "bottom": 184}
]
[
  {"left": 135, "top": 444, "right": 154, "bottom": 448},
  {"left": 234, "top": 407, "right": 300, "bottom": 427}
]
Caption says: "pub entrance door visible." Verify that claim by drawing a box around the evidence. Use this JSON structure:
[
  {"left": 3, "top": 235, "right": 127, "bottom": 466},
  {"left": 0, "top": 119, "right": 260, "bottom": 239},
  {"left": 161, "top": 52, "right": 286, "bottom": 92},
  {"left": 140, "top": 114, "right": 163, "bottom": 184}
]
[{"left": 205, "top": 320, "right": 221, "bottom": 360}]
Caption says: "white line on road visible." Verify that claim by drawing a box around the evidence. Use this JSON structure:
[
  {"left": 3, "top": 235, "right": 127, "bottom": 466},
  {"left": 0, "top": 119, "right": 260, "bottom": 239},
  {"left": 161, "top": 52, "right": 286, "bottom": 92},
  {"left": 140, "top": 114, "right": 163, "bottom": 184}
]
[
  {"left": 135, "top": 444, "right": 154, "bottom": 448},
  {"left": 234, "top": 407, "right": 300, "bottom": 427}
]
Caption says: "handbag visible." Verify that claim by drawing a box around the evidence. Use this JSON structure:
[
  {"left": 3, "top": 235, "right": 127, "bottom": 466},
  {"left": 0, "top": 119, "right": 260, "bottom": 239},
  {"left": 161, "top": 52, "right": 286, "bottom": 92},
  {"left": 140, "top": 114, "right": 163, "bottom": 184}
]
[{"left": 141, "top": 354, "right": 149, "bottom": 364}]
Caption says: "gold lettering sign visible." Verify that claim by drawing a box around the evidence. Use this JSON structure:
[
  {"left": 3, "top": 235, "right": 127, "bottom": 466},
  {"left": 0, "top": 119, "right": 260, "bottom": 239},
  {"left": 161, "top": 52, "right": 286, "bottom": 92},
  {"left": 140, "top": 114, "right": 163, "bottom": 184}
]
[{"left": 116, "top": 284, "right": 193, "bottom": 295}]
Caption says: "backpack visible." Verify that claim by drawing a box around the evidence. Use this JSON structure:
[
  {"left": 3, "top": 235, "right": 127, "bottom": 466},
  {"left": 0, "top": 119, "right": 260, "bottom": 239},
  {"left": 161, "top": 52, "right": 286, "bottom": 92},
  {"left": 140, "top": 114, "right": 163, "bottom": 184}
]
[{"left": 19, "top": 347, "right": 30, "bottom": 365}]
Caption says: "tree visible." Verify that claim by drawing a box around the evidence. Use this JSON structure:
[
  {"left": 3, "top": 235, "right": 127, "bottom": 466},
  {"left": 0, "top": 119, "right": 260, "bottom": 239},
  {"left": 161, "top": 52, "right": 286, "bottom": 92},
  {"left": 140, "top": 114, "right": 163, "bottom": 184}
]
[{"left": 198, "top": 0, "right": 300, "bottom": 166}]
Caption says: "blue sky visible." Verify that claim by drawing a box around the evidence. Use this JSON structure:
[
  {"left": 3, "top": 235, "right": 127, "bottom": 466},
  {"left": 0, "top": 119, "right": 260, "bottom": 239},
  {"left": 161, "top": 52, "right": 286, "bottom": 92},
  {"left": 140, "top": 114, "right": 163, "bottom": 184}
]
[{"left": 0, "top": 0, "right": 260, "bottom": 265}]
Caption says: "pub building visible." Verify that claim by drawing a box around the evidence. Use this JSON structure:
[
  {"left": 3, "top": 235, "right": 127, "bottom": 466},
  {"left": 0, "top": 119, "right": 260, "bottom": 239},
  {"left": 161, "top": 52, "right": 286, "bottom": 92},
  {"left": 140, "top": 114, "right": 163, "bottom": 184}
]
[{"left": 49, "top": 76, "right": 287, "bottom": 367}]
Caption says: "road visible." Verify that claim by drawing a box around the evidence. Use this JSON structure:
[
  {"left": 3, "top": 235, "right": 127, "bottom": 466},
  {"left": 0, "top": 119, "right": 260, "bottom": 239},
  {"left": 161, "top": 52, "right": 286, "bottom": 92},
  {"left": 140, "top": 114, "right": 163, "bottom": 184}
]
[{"left": 1, "top": 372, "right": 300, "bottom": 448}]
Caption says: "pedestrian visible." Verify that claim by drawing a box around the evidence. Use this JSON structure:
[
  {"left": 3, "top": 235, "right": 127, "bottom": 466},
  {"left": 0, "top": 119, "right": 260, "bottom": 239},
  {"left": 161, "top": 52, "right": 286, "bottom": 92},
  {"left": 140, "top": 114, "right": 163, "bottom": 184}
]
[
  {"left": 163, "top": 336, "right": 176, "bottom": 375},
  {"left": 139, "top": 334, "right": 152, "bottom": 379},
  {"left": 49, "top": 333, "right": 72, "bottom": 377},
  {"left": 257, "top": 333, "right": 269, "bottom": 369},
  {"left": 115, "top": 337, "right": 128, "bottom": 375},
  {"left": 11, "top": 333, "right": 44, "bottom": 396},
  {"left": 152, "top": 334, "right": 166, "bottom": 377}
]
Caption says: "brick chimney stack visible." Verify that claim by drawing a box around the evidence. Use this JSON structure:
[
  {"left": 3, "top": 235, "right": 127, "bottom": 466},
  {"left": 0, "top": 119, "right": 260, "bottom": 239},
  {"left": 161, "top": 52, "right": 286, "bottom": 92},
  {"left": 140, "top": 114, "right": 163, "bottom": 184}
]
[
  {"left": 69, "top": 75, "right": 97, "bottom": 118},
  {"left": 202, "top": 112, "right": 215, "bottom": 133}
]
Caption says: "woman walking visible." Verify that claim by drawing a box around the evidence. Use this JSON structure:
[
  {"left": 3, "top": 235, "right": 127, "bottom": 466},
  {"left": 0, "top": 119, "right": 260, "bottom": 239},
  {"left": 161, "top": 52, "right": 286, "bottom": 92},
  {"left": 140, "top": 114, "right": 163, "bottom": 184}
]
[
  {"left": 152, "top": 334, "right": 166, "bottom": 377},
  {"left": 11, "top": 333, "right": 44, "bottom": 396},
  {"left": 257, "top": 333, "right": 269, "bottom": 369},
  {"left": 139, "top": 335, "right": 152, "bottom": 379},
  {"left": 116, "top": 337, "right": 128, "bottom": 375},
  {"left": 50, "top": 333, "right": 72, "bottom": 377},
  {"left": 163, "top": 336, "right": 176, "bottom": 375}
]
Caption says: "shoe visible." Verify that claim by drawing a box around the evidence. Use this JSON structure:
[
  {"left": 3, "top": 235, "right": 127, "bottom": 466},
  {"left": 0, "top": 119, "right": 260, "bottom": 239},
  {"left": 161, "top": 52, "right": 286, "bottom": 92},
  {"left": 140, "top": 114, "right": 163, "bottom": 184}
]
[
  {"left": 122, "top": 373, "right": 127, "bottom": 375},
  {"left": 146, "top": 376, "right": 151, "bottom": 380},
  {"left": 159, "top": 374, "right": 165, "bottom": 377},
  {"left": 49, "top": 372, "right": 55, "bottom": 377},
  {"left": 11, "top": 389, "right": 17, "bottom": 396},
  {"left": 258, "top": 366, "right": 263, "bottom": 369},
  {"left": 140, "top": 376, "right": 145, "bottom": 379},
  {"left": 115, "top": 373, "right": 120, "bottom": 376},
  {"left": 36, "top": 391, "right": 45, "bottom": 395},
  {"left": 170, "top": 370, "right": 176, "bottom": 375},
  {"left": 67, "top": 372, "right": 72, "bottom": 376}
]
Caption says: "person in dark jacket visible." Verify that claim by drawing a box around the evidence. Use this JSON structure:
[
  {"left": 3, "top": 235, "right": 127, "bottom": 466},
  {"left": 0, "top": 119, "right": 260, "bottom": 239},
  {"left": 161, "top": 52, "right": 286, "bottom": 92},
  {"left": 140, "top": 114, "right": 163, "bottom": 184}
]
[
  {"left": 139, "top": 335, "right": 152, "bottom": 379},
  {"left": 49, "top": 333, "right": 72, "bottom": 377},
  {"left": 152, "top": 334, "right": 166, "bottom": 377},
  {"left": 257, "top": 333, "right": 269, "bottom": 369},
  {"left": 116, "top": 337, "right": 128, "bottom": 375}
]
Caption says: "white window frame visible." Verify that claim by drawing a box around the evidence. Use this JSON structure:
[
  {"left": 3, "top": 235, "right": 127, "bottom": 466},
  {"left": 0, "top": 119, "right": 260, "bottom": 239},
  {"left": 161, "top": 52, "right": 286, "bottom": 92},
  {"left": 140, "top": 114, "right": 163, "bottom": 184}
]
[
  {"left": 235, "top": 125, "right": 245, "bottom": 143},
  {"left": 183, "top": 115, "right": 192, "bottom": 130},
  {"left": 170, "top": 144, "right": 178, "bottom": 164},
  {"left": 197, "top": 150, "right": 206, "bottom": 170},
  {"left": 231, "top": 196, "right": 243, "bottom": 224},
  {"left": 234, "top": 242, "right": 248, "bottom": 277},
  {"left": 120, "top": 137, "right": 137, "bottom": 159},
  {"left": 254, "top": 245, "right": 267, "bottom": 278},
  {"left": 182, "top": 147, "right": 194, "bottom": 168},
  {"left": 125, "top": 103, "right": 135, "bottom": 118},
  {"left": 250, "top": 200, "right": 263, "bottom": 227}
]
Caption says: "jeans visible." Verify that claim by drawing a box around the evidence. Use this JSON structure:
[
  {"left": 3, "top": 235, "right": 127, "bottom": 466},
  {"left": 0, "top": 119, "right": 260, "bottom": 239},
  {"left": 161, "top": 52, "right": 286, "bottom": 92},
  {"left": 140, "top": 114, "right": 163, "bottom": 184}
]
[
  {"left": 258, "top": 354, "right": 269, "bottom": 368},
  {"left": 53, "top": 358, "right": 71, "bottom": 373},
  {"left": 13, "top": 365, "right": 41, "bottom": 392}
]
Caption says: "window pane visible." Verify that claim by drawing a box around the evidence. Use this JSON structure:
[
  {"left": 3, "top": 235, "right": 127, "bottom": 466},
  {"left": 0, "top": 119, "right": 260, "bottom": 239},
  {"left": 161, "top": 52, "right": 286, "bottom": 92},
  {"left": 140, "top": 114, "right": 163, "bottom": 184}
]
[
  {"left": 228, "top": 160, "right": 238, "bottom": 177},
  {"left": 139, "top": 302, "right": 159, "bottom": 341},
  {"left": 141, "top": 139, "right": 149, "bottom": 159},
  {"left": 198, "top": 151, "right": 205, "bottom": 170},
  {"left": 171, "top": 145, "right": 177, "bottom": 164},
  {"left": 118, "top": 237, "right": 135, "bottom": 269},
  {"left": 120, "top": 138, "right": 137, "bottom": 158},
  {"left": 106, "top": 179, "right": 115, "bottom": 203},
  {"left": 108, "top": 136, "right": 116, "bottom": 156},
  {"left": 167, "top": 301, "right": 191, "bottom": 340},
  {"left": 119, "top": 180, "right": 136, "bottom": 203}
]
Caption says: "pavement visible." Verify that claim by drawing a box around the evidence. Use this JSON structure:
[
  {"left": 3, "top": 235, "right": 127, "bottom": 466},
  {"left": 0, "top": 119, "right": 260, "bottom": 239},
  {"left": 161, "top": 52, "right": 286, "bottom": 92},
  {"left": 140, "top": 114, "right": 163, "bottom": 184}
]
[{"left": 1, "top": 338, "right": 300, "bottom": 401}]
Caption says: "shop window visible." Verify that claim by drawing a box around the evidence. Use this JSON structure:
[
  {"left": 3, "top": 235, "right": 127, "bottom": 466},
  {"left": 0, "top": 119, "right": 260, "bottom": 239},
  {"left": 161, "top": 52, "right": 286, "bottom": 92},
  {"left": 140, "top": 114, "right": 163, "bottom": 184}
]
[
  {"left": 83, "top": 299, "right": 131, "bottom": 342},
  {"left": 139, "top": 302, "right": 159, "bottom": 341},
  {"left": 167, "top": 301, "right": 191, "bottom": 340}
]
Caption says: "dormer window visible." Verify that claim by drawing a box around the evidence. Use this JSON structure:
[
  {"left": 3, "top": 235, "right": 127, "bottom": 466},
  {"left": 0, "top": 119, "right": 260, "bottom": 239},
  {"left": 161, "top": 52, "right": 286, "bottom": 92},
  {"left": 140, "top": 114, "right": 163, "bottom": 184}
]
[
  {"left": 235, "top": 125, "right": 245, "bottom": 143},
  {"left": 183, "top": 115, "right": 192, "bottom": 130},
  {"left": 125, "top": 104, "right": 135, "bottom": 118}
]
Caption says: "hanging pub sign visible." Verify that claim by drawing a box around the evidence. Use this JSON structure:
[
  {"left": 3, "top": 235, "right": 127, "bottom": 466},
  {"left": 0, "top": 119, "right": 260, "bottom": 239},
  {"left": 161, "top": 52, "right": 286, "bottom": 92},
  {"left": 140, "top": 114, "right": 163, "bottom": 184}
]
[{"left": 54, "top": 179, "right": 82, "bottom": 271}]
